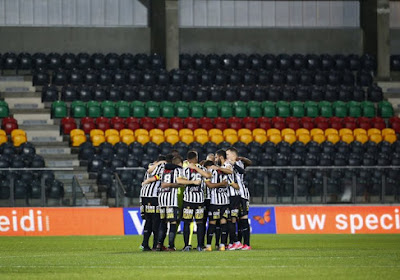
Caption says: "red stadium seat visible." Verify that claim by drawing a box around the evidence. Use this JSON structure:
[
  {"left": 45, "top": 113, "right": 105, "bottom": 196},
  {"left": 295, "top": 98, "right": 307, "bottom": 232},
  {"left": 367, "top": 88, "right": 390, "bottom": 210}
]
[
  {"left": 111, "top": 116, "right": 125, "bottom": 125},
  {"left": 259, "top": 122, "right": 271, "bottom": 130},
  {"left": 96, "top": 117, "right": 109, "bottom": 124},
  {"left": 61, "top": 117, "right": 76, "bottom": 126},
  {"left": 300, "top": 117, "right": 313, "bottom": 124},
  {"left": 357, "top": 117, "right": 371, "bottom": 125},
  {"left": 359, "top": 121, "right": 372, "bottom": 130},
  {"left": 243, "top": 116, "right": 256, "bottom": 124},
  {"left": 157, "top": 122, "right": 170, "bottom": 131},
  {"left": 126, "top": 117, "right": 140, "bottom": 124},
  {"left": 81, "top": 121, "right": 96, "bottom": 134},
  {"left": 171, "top": 122, "right": 184, "bottom": 130},
  {"left": 126, "top": 122, "right": 140, "bottom": 130},
  {"left": 199, "top": 117, "right": 212, "bottom": 125},
  {"left": 112, "top": 122, "right": 125, "bottom": 131},
  {"left": 331, "top": 122, "right": 343, "bottom": 130},
  {"left": 140, "top": 117, "right": 154, "bottom": 124},
  {"left": 257, "top": 117, "right": 271, "bottom": 124},
  {"left": 285, "top": 117, "right": 299, "bottom": 124},
  {"left": 155, "top": 117, "right": 169, "bottom": 124},
  {"left": 170, "top": 117, "right": 183, "bottom": 124},
  {"left": 343, "top": 117, "right": 356, "bottom": 124},
  {"left": 273, "top": 121, "right": 286, "bottom": 130},
  {"left": 373, "top": 122, "right": 386, "bottom": 130},
  {"left": 302, "top": 121, "right": 315, "bottom": 130},
  {"left": 142, "top": 122, "right": 155, "bottom": 130},
  {"left": 389, "top": 116, "right": 400, "bottom": 126},
  {"left": 62, "top": 122, "right": 77, "bottom": 135},
  {"left": 329, "top": 117, "right": 342, "bottom": 124},
  {"left": 371, "top": 117, "right": 385, "bottom": 124},
  {"left": 244, "top": 122, "right": 257, "bottom": 130},
  {"left": 97, "top": 121, "right": 110, "bottom": 132},
  {"left": 287, "top": 121, "right": 300, "bottom": 131},
  {"left": 2, "top": 117, "right": 17, "bottom": 125},
  {"left": 315, "top": 116, "right": 328, "bottom": 124},
  {"left": 271, "top": 116, "right": 284, "bottom": 124},
  {"left": 201, "top": 122, "right": 214, "bottom": 131},
  {"left": 185, "top": 117, "right": 198, "bottom": 124},
  {"left": 316, "top": 122, "right": 329, "bottom": 131},
  {"left": 391, "top": 122, "right": 400, "bottom": 133},
  {"left": 343, "top": 121, "right": 357, "bottom": 130},
  {"left": 228, "top": 117, "right": 242, "bottom": 124},
  {"left": 214, "top": 117, "right": 227, "bottom": 124},
  {"left": 186, "top": 122, "right": 199, "bottom": 130},
  {"left": 229, "top": 122, "right": 243, "bottom": 130},
  {"left": 215, "top": 122, "right": 228, "bottom": 130}
]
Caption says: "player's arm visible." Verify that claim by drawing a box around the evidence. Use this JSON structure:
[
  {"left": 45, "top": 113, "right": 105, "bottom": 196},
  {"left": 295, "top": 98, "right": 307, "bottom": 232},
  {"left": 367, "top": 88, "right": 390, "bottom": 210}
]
[
  {"left": 188, "top": 163, "right": 212, "bottom": 178},
  {"left": 233, "top": 163, "right": 246, "bottom": 174},
  {"left": 161, "top": 182, "right": 181, "bottom": 188},
  {"left": 237, "top": 156, "right": 252, "bottom": 167},
  {"left": 176, "top": 177, "right": 201, "bottom": 186},
  {"left": 210, "top": 165, "right": 233, "bottom": 174},
  {"left": 147, "top": 161, "right": 166, "bottom": 174},
  {"left": 205, "top": 180, "right": 228, "bottom": 189},
  {"left": 229, "top": 182, "right": 240, "bottom": 190},
  {"left": 141, "top": 174, "right": 161, "bottom": 186}
]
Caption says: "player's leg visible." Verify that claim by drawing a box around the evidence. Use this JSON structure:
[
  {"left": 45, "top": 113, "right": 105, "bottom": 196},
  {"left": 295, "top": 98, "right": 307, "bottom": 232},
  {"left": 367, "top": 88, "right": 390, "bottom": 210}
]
[
  {"left": 156, "top": 207, "right": 167, "bottom": 251},
  {"left": 167, "top": 207, "right": 179, "bottom": 251},
  {"left": 151, "top": 211, "right": 161, "bottom": 250},
  {"left": 182, "top": 203, "right": 193, "bottom": 251},
  {"left": 194, "top": 205, "right": 205, "bottom": 251},
  {"left": 239, "top": 199, "right": 251, "bottom": 250},
  {"left": 228, "top": 197, "right": 241, "bottom": 250},
  {"left": 219, "top": 207, "right": 230, "bottom": 251},
  {"left": 215, "top": 220, "right": 221, "bottom": 250},
  {"left": 205, "top": 206, "right": 217, "bottom": 251},
  {"left": 141, "top": 213, "right": 153, "bottom": 251}
]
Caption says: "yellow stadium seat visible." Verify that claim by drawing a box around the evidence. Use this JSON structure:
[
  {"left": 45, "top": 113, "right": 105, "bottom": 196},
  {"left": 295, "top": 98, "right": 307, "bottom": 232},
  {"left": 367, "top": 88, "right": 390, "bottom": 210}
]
[
  {"left": 223, "top": 128, "right": 237, "bottom": 137},
  {"left": 90, "top": 129, "right": 104, "bottom": 139},
  {"left": 298, "top": 134, "right": 311, "bottom": 145},
  {"left": 281, "top": 128, "right": 295, "bottom": 137},
  {"left": 12, "top": 134, "right": 27, "bottom": 147},
  {"left": 326, "top": 134, "right": 340, "bottom": 144},
  {"left": 367, "top": 128, "right": 381, "bottom": 136},
  {"left": 240, "top": 134, "right": 253, "bottom": 145},
  {"left": 196, "top": 134, "right": 210, "bottom": 145},
  {"left": 269, "top": 134, "right": 282, "bottom": 145},
  {"left": 324, "top": 128, "right": 338, "bottom": 136},
  {"left": 181, "top": 134, "right": 195, "bottom": 145},
  {"left": 341, "top": 134, "right": 355, "bottom": 144},
  {"left": 179, "top": 128, "right": 193, "bottom": 137},
  {"left": 208, "top": 128, "right": 223, "bottom": 137},
  {"left": 339, "top": 128, "right": 353, "bottom": 137},
  {"left": 134, "top": 128, "right": 149, "bottom": 137},
  {"left": 166, "top": 134, "right": 179, "bottom": 145},
  {"left": 194, "top": 128, "right": 208, "bottom": 137},
  {"left": 92, "top": 134, "right": 106, "bottom": 146},
  {"left": 238, "top": 128, "right": 252, "bottom": 137},
  {"left": 121, "top": 134, "right": 135, "bottom": 145},
  {"left": 310, "top": 128, "right": 324, "bottom": 137},
  {"left": 164, "top": 128, "right": 179, "bottom": 137},
  {"left": 369, "top": 134, "right": 383, "bottom": 144},
  {"left": 0, "top": 129, "right": 6, "bottom": 136},
  {"left": 254, "top": 134, "right": 267, "bottom": 144},
  {"left": 119, "top": 129, "right": 134, "bottom": 137},
  {"left": 71, "top": 134, "right": 87, "bottom": 147},
  {"left": 267, "top": 128, "right": 281, "bottom": 137},
  {"left": 295, "top": 128, "right": 310, "bottom": 137},
  {"left": 382, "top": 128, "right": 395, "bottom": 137},
  {"left": 381, "top": 128, "right": 396, "bottom": 136},
  {"left": 283, "top": 134, "right": 296, "bottom": 144},
  {"left": 136, "top": 134, "right": 150, "bottom": 145},
  {"left": 252, "top": 128, "right": 266, "bottom": 137},
  {"left": 225, "top": 134, "right": 239, "bottom": 145},
  {"left": 105, "top": 129, "right": 119, "bottom": 138},
  {"left": 383, "top": 134, "right": 397, "bottom": 144},
  {"left": 106, "top": 134, "right": 120, "bottom": 145},
  {"left": 149, "top": 128, "right": 164, "bottom": 137},
  {"left": 11, "top": 129, "right": 26, "bottom": 138},
  {"left": 211, "top": 134, "right": 224, "bottom": 145},
  {"left": 355, "top": 134, "right": 368, "bottom": 144},
  {"left": 312, "top": 134, "right": 326, "bottom": 144},
  {"left": 353, "top": 128, "right": 367, "bottom": 136},
  {"left": 0, "top": 134, "right": 7, "bottom": 145},
  {"left": 70, "top": 128, "right": 84, "bottom": 138},
  {"left": 152, "top": 134, "right": 166, "bottom": 145}
]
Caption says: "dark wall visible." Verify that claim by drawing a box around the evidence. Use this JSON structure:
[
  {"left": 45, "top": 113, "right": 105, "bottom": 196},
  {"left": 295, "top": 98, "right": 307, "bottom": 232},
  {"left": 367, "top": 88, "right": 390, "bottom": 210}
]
[{"left": 392, "top": 28, "right": 400, "bottom": 54}]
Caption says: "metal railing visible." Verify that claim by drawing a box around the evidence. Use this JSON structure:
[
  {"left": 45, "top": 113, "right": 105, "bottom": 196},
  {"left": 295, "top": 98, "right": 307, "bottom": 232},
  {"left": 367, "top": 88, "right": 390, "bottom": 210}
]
[
  {"left": 72, "top": 175, "right": 88, "bottom": 206},
  {"left": 114, "top": 173, "right": 128, "bottom": 207}
]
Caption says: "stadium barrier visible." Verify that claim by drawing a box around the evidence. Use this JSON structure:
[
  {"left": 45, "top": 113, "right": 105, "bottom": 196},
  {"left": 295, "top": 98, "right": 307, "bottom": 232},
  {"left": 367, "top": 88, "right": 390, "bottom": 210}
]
[{"left": 1, "top": 206, "right": 399, "bottom": 236}]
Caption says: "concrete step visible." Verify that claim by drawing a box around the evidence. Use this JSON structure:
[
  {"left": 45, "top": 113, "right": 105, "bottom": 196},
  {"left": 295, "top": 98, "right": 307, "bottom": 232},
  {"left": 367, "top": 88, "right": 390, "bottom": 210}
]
[
  {"left": 19, "top": 124, "right": 59, "bottom": 131},
  {"left": 13, "top": 113, "right": 54, "bottom": 125},
  {"left": 45, "top": 159, "right": 80, "bottom": 168},
  {"left": 32, "top": 141, "right": 69, "bottom": 147},
  {"left": 0, "top": 76, "right": 26, "bottom": 82},
  {"left": 11, "top": 108, "right": 50, "bottom": 114},
  {"left": 0, "top": 81, "right": 35, "bottom": 93},
  {"left": 27, "top": 135, "right": 63, "bottom": 142},
  {"left": 5, "top": 97, "right": 44, "bottom": 109},
  {"left": 41, "top": 154, "right": 78, "bottom": 160},
  {"left": 36, "top": 146, "right": 71, "bottom": 155},
  {"left": 54, "top": 169, "right": 90, "bottom": 180},
  {"left": 0, "top": 92, "right": 41, "bottom": 98},
  {"left": 25, "top": 130, "right": 60, "bottom": 138}
]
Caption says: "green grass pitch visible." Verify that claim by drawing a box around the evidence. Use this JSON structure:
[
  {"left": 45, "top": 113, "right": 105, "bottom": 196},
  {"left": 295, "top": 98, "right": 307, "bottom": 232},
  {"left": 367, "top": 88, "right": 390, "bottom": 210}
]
[{"left": 0, "top": 234, "right": 399, "bottom": 280}]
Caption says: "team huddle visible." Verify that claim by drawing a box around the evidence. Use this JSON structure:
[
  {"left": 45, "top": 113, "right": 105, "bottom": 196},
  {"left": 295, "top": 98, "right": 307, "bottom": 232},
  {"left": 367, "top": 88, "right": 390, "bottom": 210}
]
[{"left": 139, "top": 147, "right": 252, "bottom": 252}]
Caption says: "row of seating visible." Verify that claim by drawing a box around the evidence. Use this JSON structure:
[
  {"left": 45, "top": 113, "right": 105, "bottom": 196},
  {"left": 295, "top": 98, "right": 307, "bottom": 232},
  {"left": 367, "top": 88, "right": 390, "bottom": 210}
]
[
  {"left": 179, "top": 53, "right": 376, "bottom": 71},
  {"left": 52, "top": 100, "right": 393, "bottom": 119},
  {"left": 60, "top": 115, "right": 396, "bottom": 135},
  {"left": 42, "top": 84, "right": 384, "bottom": 103},
  {"left": 34, "top": 68, "right": 375, "bottom": 87},
  {"left": 80, "top": 140, "right": 400, "bottom": 171},
  {"left": 1, "top": 53, "right": 164, "bottom": 71},
  {"left": 0, "top": 129, "right": 28, "bottom": 147}
]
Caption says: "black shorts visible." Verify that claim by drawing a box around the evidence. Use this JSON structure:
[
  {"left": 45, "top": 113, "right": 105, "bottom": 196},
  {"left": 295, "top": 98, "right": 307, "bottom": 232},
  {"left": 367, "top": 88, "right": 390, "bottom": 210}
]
[
  {"left": 208, "top": 204, "right": 230, "bottom": 221},
  {"left": 182, "top": 201, "right": 205, "bottom": 221},
  {"left": 239, "top": 198, "right": 249, "bottom": 217},
  {"left": 140, "top": 197, "right": 160, "bottom": 219},
  {"left": 160, "top": 206, "right": 179, "bottom": 222},
  {"left": 229, "top": 196, "right": 241, "bottom": 219}
]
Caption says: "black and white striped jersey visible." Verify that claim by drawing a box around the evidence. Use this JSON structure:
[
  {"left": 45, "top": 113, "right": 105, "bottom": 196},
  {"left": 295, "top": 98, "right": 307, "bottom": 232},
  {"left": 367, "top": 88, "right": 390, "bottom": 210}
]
[
  {"left": 158, "top": 167, "right": 183, "bottom": 207},
  {"left": 234, "top": 160, "right": 250, "bottom": 200},
  {"left": 209, "top": 169, "right": 230, "bottom": 205},
  {"left": 182, "top": 165, "right": 208, "bottom": 204},
  {"left": 140, "top": 163, "right": 165, "bottom": 198},
  {"left": 223, "top": 162, "right": 240, "bottom": 197}
]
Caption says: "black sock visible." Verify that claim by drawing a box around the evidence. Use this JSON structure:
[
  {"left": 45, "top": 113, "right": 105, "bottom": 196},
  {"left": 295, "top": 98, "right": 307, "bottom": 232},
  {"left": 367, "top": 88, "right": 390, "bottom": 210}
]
[
  {"left": 151, "top": 214, "right": 161, "bottom": 249},
  {"left": 157, "top": 222, "right": 167, "bottom": 246},
  {"left": 196, "top": 222, "right": 205, "bottom": 248},
  {"left": 220, "top": 223, "right": 228, "bottom": 246},
  {"left": 169, "top": 223, "right": 177, "bottom": 248},
  {"left": 142, "top": 217, "right": 152, "bottom": 248},
  {"left": 183, "top": 221, "right": 191, "bottom": 247},
  {"left": 228, "top": 221, "right": 238, "bottom": 244},
  {"left": 215, "top": 220, "right": 221, "bottom": 247},
  {"left": 237, "top": 219, "right": 243, "bottom": 243},
  {"left": 207, "top": 223, "right": 216, "bottom": 245},
  {"left": 240, "top": 219, "right": 250, "bottom": 246}
]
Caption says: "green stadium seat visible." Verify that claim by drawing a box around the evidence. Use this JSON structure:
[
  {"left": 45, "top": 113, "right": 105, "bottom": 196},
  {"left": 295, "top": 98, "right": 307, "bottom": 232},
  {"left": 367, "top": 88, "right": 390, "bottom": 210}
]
[
  {"left": 333, "top": 101, "right": 348, "bottom": 117},
  {"left": 248, "top": 102, "right": 262, "bottom": 118},
  {"left": 147, "top": 105, "right": 161, "bottom": 118},
  {"left": 131, "top": 105, "right": 146, "bottom": 118},
  {"left": 87, "top": 101, "right": 101, "bottom": 118},
  {"left": 217, "top": 101, "right": 231, "bottom": 109},
  {"left": 145, "top": 101, "right": 159, "bottom": 109},
  {"left": 290, "top": 101, "right": 305, "bottom": 117},
  {"left": 262, "top": 102, "right": 276, "bottom": 118},
  {"left": 205, "top": 106, "right": 218, "bottom": 118},
  {"left": 161, "top": 106, "right": 175, "bottom": 118},
  {"left": 361, "top": 101, "right": 376, "bottom": 117},
  {"left": 219, "top": 104, "right": 233, "bottom": 118},
  {"left": 319, "top": 101, "right": 333, "bottom": 118},
  {"left": 116, "top": 101, "right": 130, "bottom": 118},
  {"left": 191, "top": 105, "right": 204, "bottom": 118},
  {"left": 276, "top": 101, "right": 290, "bottom": 118},
  {"left": 0, "top": 101, "right": 9, "bottom": 118},
  {"left": 234, "top": 105, "right": 248, "bottom": 118},
  {"left": 101, "top": 101, "right": 116, "bottom": 118},
  {"left": 347, "top": 101, "right": 362, "bottom": 118},
  {"left": 160, "top": 101, "right": 174, "bottom": 108},
  {"left": 51, "top": 101, "right": 67, "bottom": 118},
  {"left": 176, "top": 105, "right": 189, "bottom": 118},
  {"left": 71, "top": 101, "right": 87, "bottom": 118},
  {"left": 378, "top": 101, "right": 394, "bottom": 118}
]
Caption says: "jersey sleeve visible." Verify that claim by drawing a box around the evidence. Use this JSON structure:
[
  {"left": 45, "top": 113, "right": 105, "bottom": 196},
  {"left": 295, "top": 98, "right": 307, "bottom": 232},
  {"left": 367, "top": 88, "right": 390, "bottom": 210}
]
[{"left": 211, "top": 170, "right": 218, "bottom": 184}]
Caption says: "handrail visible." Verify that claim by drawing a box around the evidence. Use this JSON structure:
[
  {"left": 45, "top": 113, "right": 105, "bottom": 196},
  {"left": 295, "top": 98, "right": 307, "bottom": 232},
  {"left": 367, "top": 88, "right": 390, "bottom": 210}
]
[
  {"left": 114, "top": 173, "right": 127, "bottom": 207},
  {"left": 72, "top": 175, "right": 88, "bottom": 206}
]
